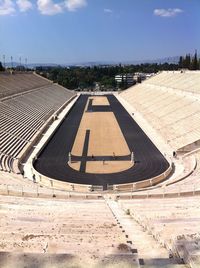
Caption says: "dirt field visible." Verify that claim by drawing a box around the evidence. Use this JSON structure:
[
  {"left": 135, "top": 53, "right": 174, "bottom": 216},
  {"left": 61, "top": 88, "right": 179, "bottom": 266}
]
[
  {"left": 86, "top": 160, "right": 133, "bottom": 174},
  {"left": 89, "top": 96, "right": 110, "bottom": 106},
  {"left": 69, "top": 159, "right": 133, "bottom": 174},
  {"left": 68, "top": 161, "right": 81, "bottom": 171},
  {"left": 70, "top": 96, "right": 133, "bottom": 174},
  {"left": 71, "top": 112, "right": 130, "bottom": 156}
]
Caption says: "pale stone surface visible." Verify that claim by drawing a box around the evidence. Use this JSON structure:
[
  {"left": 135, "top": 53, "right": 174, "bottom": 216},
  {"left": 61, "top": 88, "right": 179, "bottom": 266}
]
[
  {"left": 0, "top": 196, "right": 134, "bottom": 267},
  {"left": 119, "top": 196, "right": 200, "bottom": 267},
  {"left": 120, "top": 71, "right": 200, "bottom": 150}
]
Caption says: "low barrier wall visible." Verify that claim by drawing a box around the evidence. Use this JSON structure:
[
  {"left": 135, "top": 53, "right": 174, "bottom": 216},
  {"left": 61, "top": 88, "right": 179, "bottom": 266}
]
[
  {"left": 163, "top": 155, "right": 197, "bottom": 187},
  {"left": 33, "top": 168, "right": 100, "bottom": 192},
  {"left": 113, "top": 162, "right": 172, "bottom": 192},
  {"left": 115, "top": 190, "right": 200, "bottom": 200},
  {"left": 177, "top": 139, "right": 200, "bottom": 153},
  {"left": 0, "top": 183, "right": 103, "bottom": 199}
]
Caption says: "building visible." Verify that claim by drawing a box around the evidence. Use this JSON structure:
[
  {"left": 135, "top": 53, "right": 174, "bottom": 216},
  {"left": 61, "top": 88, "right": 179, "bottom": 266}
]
[{"left": 115, "top": 73, "right": 135, "bottom": 88}]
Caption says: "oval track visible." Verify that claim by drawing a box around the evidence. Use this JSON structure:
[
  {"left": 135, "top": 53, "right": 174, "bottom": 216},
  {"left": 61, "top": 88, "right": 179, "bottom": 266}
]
[{"left": 34, "top": 94, "right": 169, "bottom": 189}]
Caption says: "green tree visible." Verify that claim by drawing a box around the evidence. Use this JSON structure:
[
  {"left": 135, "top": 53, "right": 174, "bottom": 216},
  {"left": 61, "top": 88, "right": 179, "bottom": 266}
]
[
  {"left": 0, "top": 61, "right": 4, "bottom": 71},
  {"left": 179, "top": 56, "right": 183, "bottom": 69},
  {"left": 191, "top": 50, "right": 198, "bottom": 70},
  {"left": 185, "top": 54, "right": 191, "bottom": 69}
]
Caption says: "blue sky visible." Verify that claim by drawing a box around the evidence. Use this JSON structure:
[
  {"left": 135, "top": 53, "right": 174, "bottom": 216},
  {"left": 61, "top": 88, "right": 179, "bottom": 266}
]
[{"left": 0, "top": 0, "right": 199, "bottom": 64}]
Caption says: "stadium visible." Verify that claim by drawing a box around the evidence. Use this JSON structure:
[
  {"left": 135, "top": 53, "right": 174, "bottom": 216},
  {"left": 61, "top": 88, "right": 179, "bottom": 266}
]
[
  {"left": 1, "top": 0, "right": 200, "bottom": 267},
  {"left": 0, "top": 69, "right": 200, "bottom": 267}
]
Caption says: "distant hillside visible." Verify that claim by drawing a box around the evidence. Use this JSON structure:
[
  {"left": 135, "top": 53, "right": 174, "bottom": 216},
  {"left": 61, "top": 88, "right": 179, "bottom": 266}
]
[
  {"left": 4, "top": 56, "right": 181, "bottom": 68},
  {"left": 4, "top": 62, "right": 60, "bottom": 69}
]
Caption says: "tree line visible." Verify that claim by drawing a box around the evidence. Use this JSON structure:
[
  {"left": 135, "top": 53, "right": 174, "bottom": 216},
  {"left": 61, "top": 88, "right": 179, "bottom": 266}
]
[
  {"left": 1, "top": 52, "right": 199, "bottom": 90},
  {"left": 35, "top": 62, "right": 179, "bottom": 90},
  {"left": 179, "top": 51, "right": 200, "bottom": 70}
]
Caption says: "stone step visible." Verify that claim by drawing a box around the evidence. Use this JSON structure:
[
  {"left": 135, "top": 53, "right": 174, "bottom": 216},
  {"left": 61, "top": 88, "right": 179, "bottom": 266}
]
[
  {"left": 106, "top": 200, "right": 183, "bottom": 266},
  {"left": 102, "top": 253, "right": 139, "bottom": 267},
  {"left": 0, "top": 232, "right": 126, "bottom": 242},
  {"left": 141, "top": 264, "right": 186, "bottom": 268},
  {"left": 140, "top": 257, "right": 185, "bottom": 266},
  {"left": 0, "top": 251, "right": 140, "bottom": 268}
]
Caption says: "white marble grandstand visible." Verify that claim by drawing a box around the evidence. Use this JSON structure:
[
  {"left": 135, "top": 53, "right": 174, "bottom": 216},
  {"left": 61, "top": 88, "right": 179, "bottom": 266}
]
[
  {"left": 120, "top": 71, "right": 200, "bottom": 151},
  {"left": 0, "top": 72, "right": 76, "bottom": 173}
]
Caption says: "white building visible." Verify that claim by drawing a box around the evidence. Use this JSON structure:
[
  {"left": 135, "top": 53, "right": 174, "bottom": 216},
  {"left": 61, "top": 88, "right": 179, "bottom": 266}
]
[{"left": 115, "top": 74, "right": 135, "bottom": 87}]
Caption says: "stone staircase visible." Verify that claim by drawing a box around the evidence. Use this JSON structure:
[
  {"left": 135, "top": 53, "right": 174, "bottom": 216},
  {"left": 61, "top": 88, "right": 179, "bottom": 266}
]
[{"left": 105, "top": 197, "right": 188, "bottom": 268}]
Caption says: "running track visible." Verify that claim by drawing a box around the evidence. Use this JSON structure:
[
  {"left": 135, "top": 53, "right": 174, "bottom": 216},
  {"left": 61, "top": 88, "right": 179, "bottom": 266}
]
[{"left": 34, "top": 95, "right": 169, "bottom": 189}]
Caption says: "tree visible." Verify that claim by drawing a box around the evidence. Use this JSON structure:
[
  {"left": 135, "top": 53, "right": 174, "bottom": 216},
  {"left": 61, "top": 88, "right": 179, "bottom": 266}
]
[
  {"left": 0, "top": 61, "right": 4, "bottom": 71},
  {"left": 191, "top": 50, "right": 198, "bottom": 70},
  {"left": 185, "top": 54, "right": 191, "bottom": 69},
  {"left": 37, "top": 62, "right": 181, "bottom": 91},
  {"left": 179, "top": 56, "right": 183, "bottom": 69}
]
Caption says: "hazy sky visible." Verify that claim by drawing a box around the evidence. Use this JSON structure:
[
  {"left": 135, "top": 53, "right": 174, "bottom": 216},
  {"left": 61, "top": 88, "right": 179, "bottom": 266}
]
[{"left": 0, "top": 0, "right": 199, "bottom": 64}]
